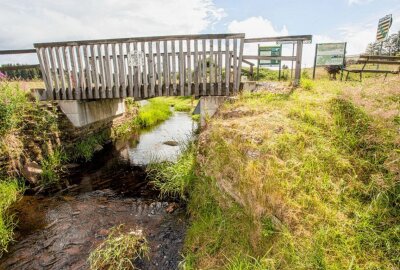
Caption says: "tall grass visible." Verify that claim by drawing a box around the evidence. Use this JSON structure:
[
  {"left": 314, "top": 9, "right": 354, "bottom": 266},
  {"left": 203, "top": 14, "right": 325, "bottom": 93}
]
[
  {"left": 40, "top": 148, "right": 68, "bottom": 186},
  {"left": 134, "top": 98, "right": 172, "bottom": 128},
  {"left": 0, "top": 179, "right": 23, "bottom": 256},
  {"left": 147, "top": 142, "right": 196, "bottom": 200},
  {"left": 182, "top": 78, "right": 400, "bottom": 269},
  {"left": 0, "top": 82, "right": 29, "bottom": 137}
]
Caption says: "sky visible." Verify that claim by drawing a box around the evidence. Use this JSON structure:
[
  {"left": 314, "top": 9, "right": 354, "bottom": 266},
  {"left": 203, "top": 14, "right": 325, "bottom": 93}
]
[{"left": 0, "top": 0, "right": 399, "bottom": 66}]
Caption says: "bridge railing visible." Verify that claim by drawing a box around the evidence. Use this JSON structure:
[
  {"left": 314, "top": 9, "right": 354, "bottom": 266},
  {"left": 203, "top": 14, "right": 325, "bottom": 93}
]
[
  {"left": 242, "top": 35, "right": 312, "bottom": 86},
  {"left": 34, "top": 33, "right": 245, "bottom": 100}
]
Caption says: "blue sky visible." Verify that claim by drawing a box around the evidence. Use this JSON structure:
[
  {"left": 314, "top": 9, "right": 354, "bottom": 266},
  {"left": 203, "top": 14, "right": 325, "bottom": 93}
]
[
  {"left": 213, "top": 0, "right": 400, "bottom": 37},
  {"left": 0, "top": 0, "right": 399, "bottom": 66}
]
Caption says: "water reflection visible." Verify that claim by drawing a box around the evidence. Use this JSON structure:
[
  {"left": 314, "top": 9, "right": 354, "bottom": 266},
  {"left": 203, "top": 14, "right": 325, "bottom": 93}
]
[
  {"left": 126, "top": 112, "right": 197, "bottom": 165},
  {"left": 65, "top": 111, "right": 197, "bottom": 196}
]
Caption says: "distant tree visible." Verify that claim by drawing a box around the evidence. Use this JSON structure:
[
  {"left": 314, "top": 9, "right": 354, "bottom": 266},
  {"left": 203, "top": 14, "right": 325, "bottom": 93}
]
[
  {"left": 0, "top": 64, "right": 42, "bottom": 80},
  {"left": 365, "top": 32, "right": 400, "bottom": 56}
]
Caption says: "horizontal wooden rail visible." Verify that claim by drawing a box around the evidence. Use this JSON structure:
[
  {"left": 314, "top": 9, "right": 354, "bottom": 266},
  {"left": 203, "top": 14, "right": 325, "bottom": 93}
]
[
  {"left": 0, "top": 49, "right": 36, "bottom": 55},
  {"left": 0, "top": 64, "right": 40, "bottom": 71},
  {"left": 359, "top": 54, "right": 400, "bottom": 60},
  {"left": 243, "top": 55, "right": 296, "bottom": 61},
  {"left": 244, "top": 35, "right": 312, "bottom": 43},
  {"left": 34, "top": 33, "right": 245, "bottom": 47},
  {"left": 356, "top": 60, "right": 400, "bottom": 65}
]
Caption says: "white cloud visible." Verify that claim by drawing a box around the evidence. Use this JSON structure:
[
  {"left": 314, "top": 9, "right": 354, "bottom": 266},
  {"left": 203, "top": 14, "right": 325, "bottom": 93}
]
[
  {"left": 0, "top": 0, "right": 225, "bottom": 64},
  {"left": 228, "top": 16, "right": 288, "bottom": 38},
  {"left": 227, "top": 16, "right": 289, "bottom": 68},
  {"left": 227, "top": 16, "right": 338, "bottom": 68},
  {"left": 348, "top": 0, "right": 375, "bottom": 5}
]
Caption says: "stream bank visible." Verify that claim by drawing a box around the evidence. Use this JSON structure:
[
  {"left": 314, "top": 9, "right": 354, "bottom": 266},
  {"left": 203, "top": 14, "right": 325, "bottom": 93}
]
[{"left": 0, "top": 111, "right": 197, "bottom": 270}]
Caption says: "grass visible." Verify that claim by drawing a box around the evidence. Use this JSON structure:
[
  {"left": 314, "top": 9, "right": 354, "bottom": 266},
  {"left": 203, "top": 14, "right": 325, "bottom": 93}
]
[
  {"left": 241, "top": 67, "right": 290, "bottom": 81},
  {"left": 70, "top": 131, "right": 109, "bottom": 162},
  {"left": 180, "top": 77, "right": 400, "bottom": 269},
  {"left": 134, "top": 98, "right": 172, "bottom": 129},
  {"left": 0, "top": 179, "right": 23, "bottom": 256},
  {"left": 88, "top": 224, "right": 149, "bottom": 270},
  {"left": 151, "top": 96, "right": 196, "bottom": 112},
  {"left": 147, "top": 142, "right": 196, "bottom": 200},
  {"left": 40, "top": 148, "right": 68, "bottom": 186}
]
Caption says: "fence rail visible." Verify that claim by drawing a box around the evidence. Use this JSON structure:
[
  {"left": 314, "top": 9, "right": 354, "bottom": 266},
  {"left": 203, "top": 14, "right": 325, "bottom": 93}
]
[
  {"left": 243, "top": 35, "right": 312, "bottom": 85},
  {"left": 34, "top": 33, "right": 245, "bottom": 100},
  {"left": 0, "top": 49, "right": 39, "bottom": 72}
]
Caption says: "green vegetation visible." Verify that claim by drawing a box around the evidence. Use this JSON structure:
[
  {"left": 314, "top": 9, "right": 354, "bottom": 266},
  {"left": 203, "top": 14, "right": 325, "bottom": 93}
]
[
  {"left": 165, "top": 77, "right": 399, "bottom": 269},
  {"left": 88, "top": 224, "right": 149, "bottom": 270},
  {"left": 147, "top": 142, "right": 196, "bottom": 200},
  {"left": 151, "top": 96, "right": 195, "bottom": 112},
  {"left": 300, "top": 78, "right": 315, "bottom": 90},
  {"left": 0, "top": 180, "right": 23, "bottom": 255},
  {"left": 40, "top": 148, "right": 68, "bottom": 186},
  {"left": 134, "top": 98, "right": 172, "bottom": 128},
  {"left": 70, "top": 132, "right": 109, "bottom": 162},
  {"left": 242, "top": 67, "right": 290, "bottom": 81}
]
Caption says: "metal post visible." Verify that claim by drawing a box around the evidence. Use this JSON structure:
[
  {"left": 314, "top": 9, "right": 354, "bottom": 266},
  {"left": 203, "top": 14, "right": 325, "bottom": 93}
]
[
  {"left": 294, "top": 40, "right": 303, "bottom": 86},
  {"left": 312, "top": 44, "right": 318, "bottom": 80}
]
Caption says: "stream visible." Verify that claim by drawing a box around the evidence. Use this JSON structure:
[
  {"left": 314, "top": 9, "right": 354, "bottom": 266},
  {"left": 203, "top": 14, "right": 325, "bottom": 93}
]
[{"left": 0, "top": 111, "right": 197, "bottom": 270}]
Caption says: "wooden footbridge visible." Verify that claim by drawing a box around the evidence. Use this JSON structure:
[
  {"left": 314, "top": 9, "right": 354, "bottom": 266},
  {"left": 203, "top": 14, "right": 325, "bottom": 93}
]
[
  {"left": 34, "top": 34, "right": 245, "bottom": 100},
  {"left": 1, "top": 34, "right": 312, "bottom": 101}
]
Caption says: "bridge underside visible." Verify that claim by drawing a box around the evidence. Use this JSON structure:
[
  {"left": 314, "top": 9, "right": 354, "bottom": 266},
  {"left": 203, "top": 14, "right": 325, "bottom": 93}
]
[{"left": 38, "top": 82, "right": 242, "bottom": 101}]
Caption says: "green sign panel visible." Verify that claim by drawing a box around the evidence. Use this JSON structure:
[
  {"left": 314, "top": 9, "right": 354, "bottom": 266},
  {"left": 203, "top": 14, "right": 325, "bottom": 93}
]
[
  {"left": 259, "top": 45, "right": 281, "bottom": 67},
  {"left": 315, "top": 43, "right": 346, "bottom": 66},
  {"left": 376, "top": 14, "right": 392, "bottom": 42}
]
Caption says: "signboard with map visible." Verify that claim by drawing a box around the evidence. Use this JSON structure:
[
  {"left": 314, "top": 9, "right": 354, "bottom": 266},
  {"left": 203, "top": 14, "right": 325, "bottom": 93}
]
[{"left": 315, "top": 43, "right": 346, "bottom": 66}]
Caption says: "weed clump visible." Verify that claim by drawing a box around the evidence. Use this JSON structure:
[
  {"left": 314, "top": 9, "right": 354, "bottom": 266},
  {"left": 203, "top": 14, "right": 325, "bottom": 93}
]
[{"left": 88, "top": 224, "right": 149, "bottom": 270}]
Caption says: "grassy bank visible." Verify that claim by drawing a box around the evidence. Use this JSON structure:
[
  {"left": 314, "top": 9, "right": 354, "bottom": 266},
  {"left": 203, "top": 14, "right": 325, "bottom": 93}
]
[
  {"left": 0, "top": 180, "right": 23, "bottom": 256},
  {"left": 151, "top": 77, "right": 399, "bottom": 269}
]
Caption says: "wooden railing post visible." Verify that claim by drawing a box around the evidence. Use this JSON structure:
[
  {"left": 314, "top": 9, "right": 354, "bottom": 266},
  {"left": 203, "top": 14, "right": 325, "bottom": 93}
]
[{"left": 294, "top": 40, "right": 304, "bottom": 87}]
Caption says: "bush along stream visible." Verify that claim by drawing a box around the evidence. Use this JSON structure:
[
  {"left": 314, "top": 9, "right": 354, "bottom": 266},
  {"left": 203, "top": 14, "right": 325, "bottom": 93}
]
[{"left": 0, "top": 81, "right": 198, "bottom": 269}]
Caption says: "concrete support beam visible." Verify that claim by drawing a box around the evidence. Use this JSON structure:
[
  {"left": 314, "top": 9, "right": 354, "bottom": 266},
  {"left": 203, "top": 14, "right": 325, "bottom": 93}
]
[
  {"left": 58, "top": 99, "right": 125, "bottom": 127},
  {"left": 197, "top": 96, "right": 226, "bottom": 127}
]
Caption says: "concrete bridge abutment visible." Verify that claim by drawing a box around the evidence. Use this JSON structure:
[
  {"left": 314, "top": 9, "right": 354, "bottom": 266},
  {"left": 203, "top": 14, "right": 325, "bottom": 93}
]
[
  {"left": 57, "top": 99, "right": 125, "bottom": 128},
  {"left": 194, "top": 96, "right": 227, "bottom": 127}
]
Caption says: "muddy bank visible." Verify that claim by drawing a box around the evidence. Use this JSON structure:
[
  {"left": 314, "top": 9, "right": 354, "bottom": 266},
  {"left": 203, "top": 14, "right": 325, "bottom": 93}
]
[{"left": 1, "top": 190, "right": 186, "bottom": 270}]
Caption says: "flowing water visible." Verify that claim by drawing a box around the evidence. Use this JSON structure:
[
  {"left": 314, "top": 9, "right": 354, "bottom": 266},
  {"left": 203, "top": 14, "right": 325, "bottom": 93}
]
[{"left": 0, "top": 111, "right": 197, "bottom": 270}]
